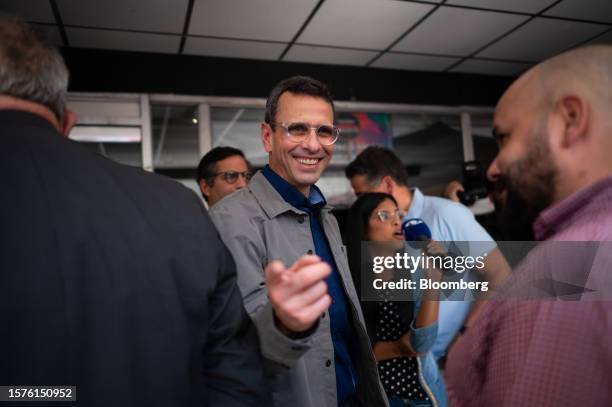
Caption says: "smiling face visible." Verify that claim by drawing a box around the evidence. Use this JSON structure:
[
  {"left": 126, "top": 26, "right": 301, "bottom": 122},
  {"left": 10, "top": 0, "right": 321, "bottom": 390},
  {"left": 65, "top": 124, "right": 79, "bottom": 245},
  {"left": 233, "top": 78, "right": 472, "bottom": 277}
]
[{"left": 261, "top": 92, "right": 334, "bottom": 196}]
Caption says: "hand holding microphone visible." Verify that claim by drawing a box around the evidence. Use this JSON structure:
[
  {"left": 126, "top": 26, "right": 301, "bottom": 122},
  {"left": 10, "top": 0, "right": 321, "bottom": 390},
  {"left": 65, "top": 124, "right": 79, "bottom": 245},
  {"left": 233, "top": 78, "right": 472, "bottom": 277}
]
[
  {"left": 402, "top": 218, "right": 445, "bottom": 257},
  {"left": 402, "top": 218, "right": 447, "bottom": 280}
]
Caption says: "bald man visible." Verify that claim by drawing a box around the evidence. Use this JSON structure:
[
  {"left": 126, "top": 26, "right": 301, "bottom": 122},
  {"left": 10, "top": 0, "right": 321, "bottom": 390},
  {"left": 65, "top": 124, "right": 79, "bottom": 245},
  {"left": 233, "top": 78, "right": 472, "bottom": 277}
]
[{"left": 445, "top": 45, "right": 612, "bottom": 406}]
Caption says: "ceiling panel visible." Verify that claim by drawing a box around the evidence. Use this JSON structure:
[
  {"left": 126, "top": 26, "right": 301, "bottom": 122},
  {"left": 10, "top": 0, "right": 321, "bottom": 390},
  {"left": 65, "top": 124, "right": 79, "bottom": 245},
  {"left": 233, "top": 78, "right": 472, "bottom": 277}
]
[
  {"left": 0, "top": 1, "right": 56, "bottom": 23},
  {"left": 477, "top": 17, "right": 609, "bottom": 61},
  {"left": 545, "top": 0, "right": 612, "bottom": 24},
  {"left": 450, "top": 59, "right": 532, "bottom": 76},
  {"left": 284, "top": 44, "right": 378, "bottom": 66},
  {"left": 298, "top": 0, "right": 434, "bottom": 50},
  {"left": 59, "top": 0, "right": 188, "bottom": 33},
  {"left": 184, "top": 37, "right": 285, "bottom": 60},
  {"left": 586, "top": 29, "right": 612, "bottom": 45},
  {"left": 189, "top": 0, "right": 317, "bottom": 41},
  {"left": 31, "top": 23, "right": 64, "bottom": 46},
  {"left": 66, "top": 28, "right": 180, "bottom": 53},
  {"left": 371, "top": 52, "right": 459, "bottom": 72},
  {"left": 393, "top": 7, "right": 527, "bottom": 56},
  {"left": 445, "top": 0, "right": 556, "bottom": 14}
]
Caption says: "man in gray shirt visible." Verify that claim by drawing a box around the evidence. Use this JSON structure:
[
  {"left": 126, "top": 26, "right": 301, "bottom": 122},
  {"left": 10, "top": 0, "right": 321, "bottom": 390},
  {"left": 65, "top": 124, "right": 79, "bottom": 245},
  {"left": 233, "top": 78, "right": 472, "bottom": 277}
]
[{"left": 210, "top": 76, "right": 387, "bottom": 407}]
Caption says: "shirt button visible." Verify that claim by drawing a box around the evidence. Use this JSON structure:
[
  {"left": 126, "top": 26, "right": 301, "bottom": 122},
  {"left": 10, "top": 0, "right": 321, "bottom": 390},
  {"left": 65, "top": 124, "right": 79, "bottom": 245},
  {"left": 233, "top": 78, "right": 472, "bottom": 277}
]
[
  {"left": 297, "top": 216, "right": 305, "bottom": 224},
  {"left": 321, "top": 313, "right": 326, "bottom": 319},
  {"left": 307, "top": 249, "right": 313, "bottom": 255},
  {"left": 325, "top": 360, "right": 332, "bottom": 367}
]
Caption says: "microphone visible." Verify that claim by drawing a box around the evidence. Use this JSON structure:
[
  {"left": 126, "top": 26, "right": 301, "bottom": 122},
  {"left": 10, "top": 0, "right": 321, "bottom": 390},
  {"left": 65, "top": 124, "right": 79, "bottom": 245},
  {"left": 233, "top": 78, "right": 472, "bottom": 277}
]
[{"left": 402, "top": 218, "right": 432, "bottom": 250}]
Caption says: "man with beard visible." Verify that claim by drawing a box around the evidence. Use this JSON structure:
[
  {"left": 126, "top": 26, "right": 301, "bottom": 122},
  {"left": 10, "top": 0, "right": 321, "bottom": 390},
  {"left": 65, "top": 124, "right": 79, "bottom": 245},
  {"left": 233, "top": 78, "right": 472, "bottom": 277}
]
[{"left": 445, "top": 45, "right": 612, "bottom": 406}]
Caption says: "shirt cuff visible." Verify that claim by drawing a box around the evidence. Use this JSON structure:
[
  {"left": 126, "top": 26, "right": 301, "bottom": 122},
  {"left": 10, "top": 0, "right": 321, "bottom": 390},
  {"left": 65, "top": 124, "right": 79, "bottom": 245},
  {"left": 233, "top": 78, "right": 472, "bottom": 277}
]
[{"left": 252, "top": 302, "right": 314, "bottom": 369}]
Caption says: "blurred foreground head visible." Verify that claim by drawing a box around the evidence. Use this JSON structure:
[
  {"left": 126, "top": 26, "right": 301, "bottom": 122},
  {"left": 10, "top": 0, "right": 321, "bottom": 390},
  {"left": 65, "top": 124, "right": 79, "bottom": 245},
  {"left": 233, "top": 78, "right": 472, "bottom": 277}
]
[
  {"left": 487, "top": 44, "right": 612, "bottom": 239},
  {"left": 0, "top": 16, "right": 75, "bottom": 134}
]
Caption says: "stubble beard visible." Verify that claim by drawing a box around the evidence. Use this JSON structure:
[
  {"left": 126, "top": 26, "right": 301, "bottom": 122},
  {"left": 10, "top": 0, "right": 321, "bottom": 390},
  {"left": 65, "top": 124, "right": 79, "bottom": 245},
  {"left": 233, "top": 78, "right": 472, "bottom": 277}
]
[{"left": 497, "top": 122, "right": 558, "bottom": 241}]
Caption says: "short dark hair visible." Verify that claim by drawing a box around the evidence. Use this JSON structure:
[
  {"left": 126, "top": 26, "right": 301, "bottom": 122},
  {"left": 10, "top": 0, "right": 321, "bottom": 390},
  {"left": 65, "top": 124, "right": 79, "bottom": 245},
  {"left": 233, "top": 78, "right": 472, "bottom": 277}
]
[
  {"left": 345, "top": 146, "right": 410, "bottom": 187},
  {"left": 196, "top": 146, "right": 249, "bottom": 187},
  {"left": 264, "top": 75, "right": 335, "bottom": 127}
]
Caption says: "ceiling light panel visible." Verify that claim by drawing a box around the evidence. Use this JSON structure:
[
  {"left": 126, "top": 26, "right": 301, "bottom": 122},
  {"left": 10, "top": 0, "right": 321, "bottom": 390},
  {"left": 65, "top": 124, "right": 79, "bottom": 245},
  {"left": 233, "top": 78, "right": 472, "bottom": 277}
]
[
  {"left": 0, "top": 0, "right": 56, "bottom": 23},
  {"left": 66, "top": 28, "right": 180, "bottom": 54},
  {"left": 298, "top": 0, "right": 435, "bottom": 50},
  {"left": 59, "top": 0, "right": 189, "bottom": 33},
  {"left": 371, "top": 52, "right": 459, "bottom": 71},
  {"left": 445, "top": 0, "right": 557, "bottom": 14},
  {"left": 450, "top": 59, "right": 532, "bottom": 76},
  {"left": 393, "top": 7, "right": 527, "bottom": 56},
  {"left": 544, "top": 0, "right": 612, "bottom": 24},
  {"left": 189, "top": 0, "right": 318, "bottom": 42},
  {"left": 477, "top": 17, "right": 609, "bottom": 61},
  {"left": 184, "top": 37, "right": 285, "bottom": 60},
  {"left": 284, "top": 44, "right": 379, "bottom": 66}
]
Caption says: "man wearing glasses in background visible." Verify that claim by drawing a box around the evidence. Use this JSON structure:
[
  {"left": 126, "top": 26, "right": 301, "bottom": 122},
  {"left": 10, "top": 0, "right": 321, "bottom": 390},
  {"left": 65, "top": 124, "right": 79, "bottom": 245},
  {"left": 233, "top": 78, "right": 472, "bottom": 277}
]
[
  {"left": 197, "top": 146, "right": 252, "bottom": 207},
  {"left": 210, "top": 76, "right": 387, "bottom": 407}
]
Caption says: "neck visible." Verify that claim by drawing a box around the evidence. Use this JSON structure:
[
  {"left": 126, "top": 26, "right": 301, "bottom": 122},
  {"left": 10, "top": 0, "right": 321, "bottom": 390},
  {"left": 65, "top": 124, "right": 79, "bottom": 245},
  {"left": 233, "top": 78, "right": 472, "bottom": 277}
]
[
  {"left": 396, "top": 185, "right": 413, "bottom": 214},
  {"left": 0, "top": 95, "right": 61, "bottom": 132},
  {"left": 555, "top": 168, "right": 612, "bottom": 205},
  {"left": 298, "top": 185, "right": 311, "bottom": 197}
]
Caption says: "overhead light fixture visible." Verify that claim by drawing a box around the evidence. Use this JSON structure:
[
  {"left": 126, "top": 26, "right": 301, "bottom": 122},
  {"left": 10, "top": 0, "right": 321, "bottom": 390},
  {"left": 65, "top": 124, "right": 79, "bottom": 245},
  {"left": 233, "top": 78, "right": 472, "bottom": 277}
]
[{"left": 192, "top": 117, "right": 198, "bottom": 124}]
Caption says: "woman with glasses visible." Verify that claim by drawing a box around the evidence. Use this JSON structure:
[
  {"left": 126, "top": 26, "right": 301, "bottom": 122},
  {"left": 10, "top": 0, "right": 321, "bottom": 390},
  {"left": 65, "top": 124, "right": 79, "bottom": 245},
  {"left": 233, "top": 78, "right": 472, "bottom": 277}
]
[{"left": 344, "top": 193, "right": 447, "bottom": 407}]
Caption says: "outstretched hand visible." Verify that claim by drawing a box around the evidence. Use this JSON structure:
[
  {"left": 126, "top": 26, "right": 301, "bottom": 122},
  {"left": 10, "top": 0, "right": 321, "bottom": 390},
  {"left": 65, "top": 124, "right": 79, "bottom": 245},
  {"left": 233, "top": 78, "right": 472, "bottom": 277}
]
[{"left": 265, "top": 255, "right": 332, "bottom": 335}]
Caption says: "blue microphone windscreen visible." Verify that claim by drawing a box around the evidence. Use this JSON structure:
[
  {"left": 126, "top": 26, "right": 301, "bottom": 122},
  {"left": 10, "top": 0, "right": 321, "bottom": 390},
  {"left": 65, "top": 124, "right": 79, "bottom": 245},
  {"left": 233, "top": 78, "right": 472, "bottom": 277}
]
[{"left": 402, "top": 218, "right": 432, "bottom": 241}]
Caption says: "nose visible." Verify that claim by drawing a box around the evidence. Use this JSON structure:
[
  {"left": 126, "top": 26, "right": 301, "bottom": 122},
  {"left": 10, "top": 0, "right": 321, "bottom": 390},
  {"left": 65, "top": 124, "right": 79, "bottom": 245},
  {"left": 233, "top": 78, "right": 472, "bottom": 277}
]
[
  {"left": 301, "top": 128, "right": 322, "bottom": 152},
  {"left": 234, "top": 175, "right": 248, "bottom": 189},
  {"left": 392, "top": 214, "right": 401, "bottom": 227},
  {"left": 487, "top": 156, "right": 501, "bottom": 182}
]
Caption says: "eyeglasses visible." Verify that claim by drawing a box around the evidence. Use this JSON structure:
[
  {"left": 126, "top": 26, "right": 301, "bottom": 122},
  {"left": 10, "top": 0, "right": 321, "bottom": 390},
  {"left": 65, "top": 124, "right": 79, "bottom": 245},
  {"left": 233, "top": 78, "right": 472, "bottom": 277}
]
[
  {"left": 213, "top": 170, "right": 253, "bottom": 184},
  {"left": 375, "top": 210, "right": 402, "bottom": 223},
  {"left": 271, "top": 122, "right": 340, "bottom": 145}
]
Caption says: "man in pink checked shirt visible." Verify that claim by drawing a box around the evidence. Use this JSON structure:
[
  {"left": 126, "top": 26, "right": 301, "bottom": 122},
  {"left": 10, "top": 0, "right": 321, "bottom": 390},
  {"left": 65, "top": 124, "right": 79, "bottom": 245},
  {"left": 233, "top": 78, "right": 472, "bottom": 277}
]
[{"left": 445, "top": 44, "right": 612, "bottom": 406}]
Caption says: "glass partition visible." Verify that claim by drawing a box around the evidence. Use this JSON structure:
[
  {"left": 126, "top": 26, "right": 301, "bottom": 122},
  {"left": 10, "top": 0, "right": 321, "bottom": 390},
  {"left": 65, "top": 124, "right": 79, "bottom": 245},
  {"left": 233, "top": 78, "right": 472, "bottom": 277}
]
[{"left": 151, "top": 104, "right": 200, "bottom": 169}]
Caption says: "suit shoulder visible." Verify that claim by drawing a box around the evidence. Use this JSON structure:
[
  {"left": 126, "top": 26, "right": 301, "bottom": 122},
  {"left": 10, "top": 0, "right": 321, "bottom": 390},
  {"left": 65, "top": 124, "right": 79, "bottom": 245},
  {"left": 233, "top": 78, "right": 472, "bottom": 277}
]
[{"left": 210, "top": 187, "right": 262, "bottom": 218}]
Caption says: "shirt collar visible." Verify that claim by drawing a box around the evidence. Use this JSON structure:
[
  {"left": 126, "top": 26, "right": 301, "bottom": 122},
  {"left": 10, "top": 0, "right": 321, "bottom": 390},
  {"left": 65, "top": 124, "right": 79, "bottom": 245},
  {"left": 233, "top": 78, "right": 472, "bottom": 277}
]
[
  {"left": 262, "top": 165, "right": 327, "bottom": 212},
  {"left": 534, "top": 176, "right": 612, "bottom": 240}
]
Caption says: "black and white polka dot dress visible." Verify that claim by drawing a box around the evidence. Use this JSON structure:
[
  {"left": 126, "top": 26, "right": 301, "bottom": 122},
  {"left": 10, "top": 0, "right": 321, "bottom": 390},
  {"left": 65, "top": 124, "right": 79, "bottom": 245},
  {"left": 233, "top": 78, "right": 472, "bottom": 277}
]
[{"left": 376, "top": 300, "right": 429, "bottom": 402}]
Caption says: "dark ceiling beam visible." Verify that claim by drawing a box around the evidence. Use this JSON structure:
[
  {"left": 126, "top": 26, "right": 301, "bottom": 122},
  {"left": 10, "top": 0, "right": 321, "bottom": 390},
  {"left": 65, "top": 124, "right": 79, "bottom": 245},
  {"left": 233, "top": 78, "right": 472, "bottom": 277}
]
[
  {"left": 49, "top": 0, "right": 69, "bottom": 47},
  {"left": 178, "top": 0, "right": 195, "bottom": 54},
  {"left": 62, "top": 47, "right": 514, "bottom": 107}
]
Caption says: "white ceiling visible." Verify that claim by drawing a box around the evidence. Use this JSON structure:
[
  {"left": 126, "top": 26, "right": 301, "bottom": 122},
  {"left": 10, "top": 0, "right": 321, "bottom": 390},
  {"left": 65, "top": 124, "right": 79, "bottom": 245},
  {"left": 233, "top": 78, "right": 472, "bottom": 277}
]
[{"left": 2, "top": 0, "right": 611, "bottom": 77}]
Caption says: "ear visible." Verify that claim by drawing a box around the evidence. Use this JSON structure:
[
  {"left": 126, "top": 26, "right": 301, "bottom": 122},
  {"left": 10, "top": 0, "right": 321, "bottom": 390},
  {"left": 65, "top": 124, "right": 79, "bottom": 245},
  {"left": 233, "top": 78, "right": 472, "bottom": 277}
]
[
  {"left": 261, "top": 122, "right": 273, "bottom": 153},
  {"left": 199, "top": 179, "right": 211, "bottom": 200},
  {"left": 555, "top": 94, "right": 589, "bottom": 148},
  {"left": 61, "top": 108, "right": 78, "bottom": 137},
  {"left": 381, "top": 175, "right": 395, "bottom": 194}
]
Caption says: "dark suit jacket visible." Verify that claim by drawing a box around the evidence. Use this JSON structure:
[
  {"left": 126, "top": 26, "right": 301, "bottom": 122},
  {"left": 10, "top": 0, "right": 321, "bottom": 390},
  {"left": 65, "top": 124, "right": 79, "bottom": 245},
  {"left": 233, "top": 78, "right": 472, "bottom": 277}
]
[{"left": 0, "top": 110, "right": 269, "bottom": 406}]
